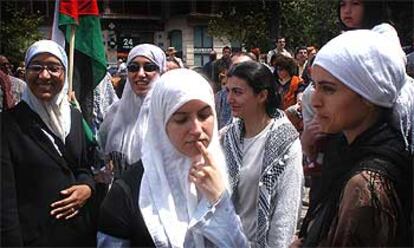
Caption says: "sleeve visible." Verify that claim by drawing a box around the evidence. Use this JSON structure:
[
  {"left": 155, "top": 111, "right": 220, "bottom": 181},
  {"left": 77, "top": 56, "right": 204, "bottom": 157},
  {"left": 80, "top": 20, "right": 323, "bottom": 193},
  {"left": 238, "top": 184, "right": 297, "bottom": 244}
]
[
  {"left": 268, "top": 139, "right": 304, "bottom": 248},
  {"left": 1, "top": 115, "right": 24, "bottom": 246},
  {"left": 324, "top": 171, "right": 400, "bottom": 247},
  {"left": 189, "top": 191, "right": 249, "bottom": 248},
  {"left": 97, "top": 181, "right": 132, "bottom": 241},
  {"left": 72, "top": 111, "right": 96, "bottom": 192},
  {"left": 97, "top": 231, "right": 130, "bottom": 248}
]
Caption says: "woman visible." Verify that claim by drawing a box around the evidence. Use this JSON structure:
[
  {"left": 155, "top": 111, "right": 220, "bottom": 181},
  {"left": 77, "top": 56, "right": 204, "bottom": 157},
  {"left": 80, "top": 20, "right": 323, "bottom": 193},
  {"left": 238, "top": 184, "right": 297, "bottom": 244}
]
[
  {"left": 273, "top": 56, "right": 303, "bottom": 110},
  {"left": 222, "top": 61, "right": 304, "bottom": 248},
  {"left": 1, "top": 40, "right": 96, "bottom": 246},
  {"left": 99, "top": 44, "right": 166, "bottom": 178},
  {"left": 97, "top": 69, "right": 248, "bottom": 247},
  {"left": 296, "top": 30, "right": 412, "bottom": 247}
]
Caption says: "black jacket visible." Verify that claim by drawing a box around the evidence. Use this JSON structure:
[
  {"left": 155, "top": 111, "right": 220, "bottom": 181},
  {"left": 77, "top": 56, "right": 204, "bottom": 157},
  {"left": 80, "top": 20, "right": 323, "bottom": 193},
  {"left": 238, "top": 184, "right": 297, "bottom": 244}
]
[{"left": 1, "top": 101, "right": 96, "bottom": 246}]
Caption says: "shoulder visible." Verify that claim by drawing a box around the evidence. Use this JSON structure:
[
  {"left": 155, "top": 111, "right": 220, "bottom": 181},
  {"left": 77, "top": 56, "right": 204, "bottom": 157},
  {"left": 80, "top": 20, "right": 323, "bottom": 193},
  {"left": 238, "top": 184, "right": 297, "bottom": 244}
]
[
  {"left": 341, "top": 170, "right": 394, "bottom": 209},
  {"left": 3, "top": 101, "right": 32, "bottom": 123}
]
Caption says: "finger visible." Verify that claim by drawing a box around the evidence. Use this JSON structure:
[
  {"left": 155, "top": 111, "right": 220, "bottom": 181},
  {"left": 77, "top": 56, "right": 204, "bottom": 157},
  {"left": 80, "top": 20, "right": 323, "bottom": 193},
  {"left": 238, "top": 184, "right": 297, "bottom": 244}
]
[
  {"left": 50, "top": 195, "right": 77, "bottom": 210},
  {"left": 50, "top": 197, "right": 73, "bottom": 208},
  {"left": 195, "top": 141, "right": 214, "bottom": 167},
  {"left": 64, "top": 209, "right": 79, "bottom": 220},
  {"left": 189, "top": 166, "right": 207, "bottom": 179},
  {"left": 53, "top": 205, "right": 78, "bottom": 219},
  {"left": 50, "top": 201, "right": 78, "bottom": 216},
  {"left": 60, "top": 185, "right": 77, "bottom": 195}
]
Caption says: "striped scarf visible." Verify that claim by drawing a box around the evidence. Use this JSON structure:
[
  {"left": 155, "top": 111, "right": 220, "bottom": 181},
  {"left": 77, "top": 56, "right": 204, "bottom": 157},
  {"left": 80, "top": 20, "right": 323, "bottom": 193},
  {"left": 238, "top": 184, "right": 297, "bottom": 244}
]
[{"left": 221, "top": 111, "right": 298, "bottom": 247}]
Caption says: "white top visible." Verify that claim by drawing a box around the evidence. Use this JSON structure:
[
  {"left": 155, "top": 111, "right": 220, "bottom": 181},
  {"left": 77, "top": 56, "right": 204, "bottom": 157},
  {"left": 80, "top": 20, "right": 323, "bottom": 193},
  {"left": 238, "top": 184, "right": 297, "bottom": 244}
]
[{"left": 237, "top": 120, "right": 273, "bottom": 242}]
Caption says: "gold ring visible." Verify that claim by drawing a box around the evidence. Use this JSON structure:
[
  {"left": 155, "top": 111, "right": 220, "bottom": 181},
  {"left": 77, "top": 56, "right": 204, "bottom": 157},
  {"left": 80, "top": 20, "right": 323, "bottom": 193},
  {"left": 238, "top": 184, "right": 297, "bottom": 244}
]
[{"left": 71, "top": 207, "right": 75, "bottom": 212}]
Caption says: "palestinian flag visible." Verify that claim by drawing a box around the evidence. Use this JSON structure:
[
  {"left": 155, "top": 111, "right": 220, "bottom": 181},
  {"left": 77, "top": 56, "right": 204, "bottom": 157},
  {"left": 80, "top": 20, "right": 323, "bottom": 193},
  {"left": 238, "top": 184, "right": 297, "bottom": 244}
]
[{"left": 52, "top": 0, "right": 107, "bottom": 125}]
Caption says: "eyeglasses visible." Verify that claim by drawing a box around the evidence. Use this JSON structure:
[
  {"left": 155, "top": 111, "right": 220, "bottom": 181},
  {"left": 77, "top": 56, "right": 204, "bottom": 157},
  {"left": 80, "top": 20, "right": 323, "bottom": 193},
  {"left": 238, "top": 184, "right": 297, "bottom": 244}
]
[
  {"left": 27, "top": 64, "right": 64, "bottom": 77},
  {"left": 127, "top": 63, "right": 159, "bottom": 73}
]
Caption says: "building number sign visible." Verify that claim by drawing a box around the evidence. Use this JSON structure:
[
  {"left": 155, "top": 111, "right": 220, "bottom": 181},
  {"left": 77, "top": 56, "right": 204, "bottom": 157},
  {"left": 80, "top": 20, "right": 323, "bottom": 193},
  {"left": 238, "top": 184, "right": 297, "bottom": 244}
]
[{"left": 122, "top": 38, "right": 134, "bottom": 49}]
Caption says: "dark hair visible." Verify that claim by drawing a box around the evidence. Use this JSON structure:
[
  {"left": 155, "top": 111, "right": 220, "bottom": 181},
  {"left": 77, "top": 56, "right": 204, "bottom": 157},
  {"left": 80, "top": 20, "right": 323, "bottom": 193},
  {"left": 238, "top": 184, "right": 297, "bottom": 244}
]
[
  {"left": 337, "top": 0, "right": 392, "bottom": 30},
  {"left": 227, "top": 61, "right": 281, "bottom": 117},
  {"left": 222, "top": 46, "right": 231, "bottom": 52},
  {"left": 295, "top": 46, "right": 308, "bottom": 57},
  {"left": 274, "top": 56, "right": 298, "bottom": 77}
]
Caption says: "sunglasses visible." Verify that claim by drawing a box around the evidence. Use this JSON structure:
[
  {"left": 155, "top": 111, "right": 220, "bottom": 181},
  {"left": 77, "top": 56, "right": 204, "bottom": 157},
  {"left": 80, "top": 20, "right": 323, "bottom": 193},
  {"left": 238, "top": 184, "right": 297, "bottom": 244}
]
[{"left": 127, "top": 63, "right": 159, "bottom": 73}]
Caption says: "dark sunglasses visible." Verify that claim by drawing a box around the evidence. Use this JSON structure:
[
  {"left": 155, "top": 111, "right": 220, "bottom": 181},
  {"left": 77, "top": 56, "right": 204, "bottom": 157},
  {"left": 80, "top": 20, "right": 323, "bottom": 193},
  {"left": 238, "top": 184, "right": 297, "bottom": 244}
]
[{"left": 127, "top": 63, "right": 159, "bottom": 73}]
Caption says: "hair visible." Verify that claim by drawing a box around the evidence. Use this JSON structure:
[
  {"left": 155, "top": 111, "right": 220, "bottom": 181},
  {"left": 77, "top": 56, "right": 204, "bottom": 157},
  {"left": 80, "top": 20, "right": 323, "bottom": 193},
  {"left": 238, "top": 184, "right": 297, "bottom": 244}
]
[
  {"left": 209, "top": 50, "right": 217, "bottom": 61},
  {"left": 276, "top": 36, "right": 286, "bottom": 42},
  {"left": 274, "top": 55, "right": 298, "bottom": 76},
  {"left": 295, "top": 46, "right": 308, "bottom": 56},
  {"left": 222, "top": 46, "right": 231, "bottom": 52},
  {"left": 337, "top": 0, "right": 392, "bottom": 30},
  {"left": 227, "top": 61, "right": 281, "bottom": 117}
]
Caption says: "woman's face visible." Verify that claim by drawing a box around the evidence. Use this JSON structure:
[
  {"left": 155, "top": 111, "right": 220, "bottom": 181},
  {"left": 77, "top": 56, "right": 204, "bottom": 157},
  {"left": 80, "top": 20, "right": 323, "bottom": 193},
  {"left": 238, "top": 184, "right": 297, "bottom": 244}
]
[
  {"left": 277, "top": 67, "right": 290, "bottom": 80},
  {"left": 226, "top": 76, "right": 267, "bottom": 120},
  {"left": 128, "top": 56, "right": 160, "bottom": 96},
  {"left": 26, "top": 53, "right": 65, "bottom": 102},
  {"left": 340, "top": 0, "right": 364, "bottom": 29},
  {"left": 311, "top": 65, "right": 373, "bottom": 135},
  {"left": 166, "top": 99, "right": 214, "bottom": 157}
]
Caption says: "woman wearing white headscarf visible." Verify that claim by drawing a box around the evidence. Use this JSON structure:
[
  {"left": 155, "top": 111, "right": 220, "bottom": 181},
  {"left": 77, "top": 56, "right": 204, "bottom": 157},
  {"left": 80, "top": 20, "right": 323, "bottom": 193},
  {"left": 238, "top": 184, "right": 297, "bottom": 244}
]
[
  {"left": 1, "top": 40, "right": 96, "bottom": 246},
  {"left": 294, "top": 30, "right": 412, "bottom": 247},
  {"left": 99, "top": 44, "right": 167, "bottom": 178},
  {"left": 97, "top": 69, "right": 248, "bottom": 247}
]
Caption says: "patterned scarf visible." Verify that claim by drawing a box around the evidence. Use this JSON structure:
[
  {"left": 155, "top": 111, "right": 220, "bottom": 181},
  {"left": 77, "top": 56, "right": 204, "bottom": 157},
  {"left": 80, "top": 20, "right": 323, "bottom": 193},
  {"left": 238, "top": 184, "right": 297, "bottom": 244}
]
[{"left": 221, "top": 111, "right": 299, "bottom": 247}]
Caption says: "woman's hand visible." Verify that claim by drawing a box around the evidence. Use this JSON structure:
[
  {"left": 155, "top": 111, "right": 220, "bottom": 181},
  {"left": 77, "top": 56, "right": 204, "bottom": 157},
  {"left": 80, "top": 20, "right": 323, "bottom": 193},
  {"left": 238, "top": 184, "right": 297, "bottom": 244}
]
[
  {"left": 301, "top": 117, "right": 326, "bottom": 160},
  {"left": 289, "top": 236, "right": 303, "bottom": 248},
  {"left": 189, "top": 141, "right": 225, "bottom": 204},
  {"left": 50, "top": 184, "right": 92, "bottom": 220}
]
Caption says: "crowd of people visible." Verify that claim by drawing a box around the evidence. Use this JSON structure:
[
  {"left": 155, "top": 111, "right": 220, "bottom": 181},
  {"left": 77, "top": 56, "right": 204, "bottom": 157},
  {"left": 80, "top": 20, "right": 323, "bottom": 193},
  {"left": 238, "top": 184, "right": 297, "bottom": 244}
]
[{"left": 1, "top": 0, "right": 413, "bottom": 247}]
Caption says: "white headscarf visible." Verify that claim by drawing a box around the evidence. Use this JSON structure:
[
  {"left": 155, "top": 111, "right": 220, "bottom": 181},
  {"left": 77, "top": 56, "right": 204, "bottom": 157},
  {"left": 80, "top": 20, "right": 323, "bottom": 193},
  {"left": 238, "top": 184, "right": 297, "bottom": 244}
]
[
  {"left": 313, "top": 30, "right": 413, "bottom": 151},
  {"left": 102, "top": 44, "right": 166, "bottom": 165},
  {"left": 139, "top": 69, "right": 230, "bottom": 247},
  {"left": 22, "top": 40, "right": 71, "bottom": 143}
]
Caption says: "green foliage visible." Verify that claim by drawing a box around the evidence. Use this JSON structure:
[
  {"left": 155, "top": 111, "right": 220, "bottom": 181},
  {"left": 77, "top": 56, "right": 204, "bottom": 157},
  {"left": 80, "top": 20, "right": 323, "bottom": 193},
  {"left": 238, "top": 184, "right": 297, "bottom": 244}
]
[
  {"left": 208, "top": 0, "right": 340, "bottom": 53},
  {"left": 0, "top": 2, "right": 44, "bottom": 65},
  {"left": 208, "top": 1, "right": 275, "bottom": 51},
  {"left": 279, "top": 0, "right": 339, "bottom": 51}
]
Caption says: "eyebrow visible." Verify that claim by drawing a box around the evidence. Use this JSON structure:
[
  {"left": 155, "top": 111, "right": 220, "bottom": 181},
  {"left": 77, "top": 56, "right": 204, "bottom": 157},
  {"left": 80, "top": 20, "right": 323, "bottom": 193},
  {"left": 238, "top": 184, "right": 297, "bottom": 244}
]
[
  {"left": 315, "top": 80, "right": 337, "bottom": 86},
  {"left": 29, "top": 61, "right": 62, "bottom": 66},
  {"left": 172, "top": 105, "right": 211, "bottom": 116}
]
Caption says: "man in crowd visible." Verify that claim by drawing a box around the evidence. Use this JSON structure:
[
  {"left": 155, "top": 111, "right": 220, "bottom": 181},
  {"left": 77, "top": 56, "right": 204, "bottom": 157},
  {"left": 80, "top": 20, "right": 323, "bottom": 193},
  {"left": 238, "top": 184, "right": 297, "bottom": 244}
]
[
  {"left": 295, "top": 46, "right": 308, "bottom": 77},
  {"left": 0, "top": 55, "right": 26, "bottom": 111},
  {"left": 212, "top": 46, "right": 231, "bottom": 92},
  {"left": 266, "top": 36, "right": 292, "bottom": 64}
]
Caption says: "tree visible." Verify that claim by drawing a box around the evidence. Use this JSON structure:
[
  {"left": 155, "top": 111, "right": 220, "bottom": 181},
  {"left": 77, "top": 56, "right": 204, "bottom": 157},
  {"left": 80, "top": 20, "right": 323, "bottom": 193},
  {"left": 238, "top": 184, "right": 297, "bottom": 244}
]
[
  {"left": 0, "top": 2, "right": 43, "bottom": 65},
  {"left": 208, "top": 1, "right": 276, "bottom": 52},
  {"left": 208, "top": 0, "right": 339, "bottom": 54},
  {"left": 279, "top": 0, "right": 339, "bottom": 51}
]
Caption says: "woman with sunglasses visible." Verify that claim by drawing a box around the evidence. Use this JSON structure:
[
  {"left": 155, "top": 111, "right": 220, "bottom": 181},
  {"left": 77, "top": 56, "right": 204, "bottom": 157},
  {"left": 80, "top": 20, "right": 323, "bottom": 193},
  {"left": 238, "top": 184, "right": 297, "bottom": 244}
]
[
  {"left": 99, "top": 44, "right": 166, "bottom": 179},
  {"left": 1, "top": 40, "right": 96, "bottom": 246},
  {"left": 97, "top": 69, "right": 248, "bottom": 247}
]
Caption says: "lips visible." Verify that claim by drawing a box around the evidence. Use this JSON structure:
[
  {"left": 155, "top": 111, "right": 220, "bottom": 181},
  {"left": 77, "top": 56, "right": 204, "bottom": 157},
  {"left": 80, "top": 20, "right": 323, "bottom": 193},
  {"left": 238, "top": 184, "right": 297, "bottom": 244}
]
[{"left": 134, "top": 80, "right": 150, "bottom": 86}]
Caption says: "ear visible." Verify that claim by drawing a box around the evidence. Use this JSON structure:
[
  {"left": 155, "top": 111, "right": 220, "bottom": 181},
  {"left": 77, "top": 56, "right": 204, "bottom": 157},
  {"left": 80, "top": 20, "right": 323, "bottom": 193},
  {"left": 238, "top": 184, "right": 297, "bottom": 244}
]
[{"left": 257, "top": 89, "right": 268, "bottom": 104}]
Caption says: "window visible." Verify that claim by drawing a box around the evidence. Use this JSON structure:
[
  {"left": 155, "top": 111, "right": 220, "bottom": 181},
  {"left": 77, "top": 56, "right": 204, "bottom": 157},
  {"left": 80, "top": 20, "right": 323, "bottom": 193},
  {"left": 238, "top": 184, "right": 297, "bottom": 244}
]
[{"left": 193, "top": 26, "right": 213, "bottom": 66}]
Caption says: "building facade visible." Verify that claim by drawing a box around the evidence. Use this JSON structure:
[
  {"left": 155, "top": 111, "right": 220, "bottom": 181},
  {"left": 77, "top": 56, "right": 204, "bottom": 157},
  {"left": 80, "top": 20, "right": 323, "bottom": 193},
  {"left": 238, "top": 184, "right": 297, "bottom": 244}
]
[{"left": 0, "top": 0, "right": 231, "bottom": 67}]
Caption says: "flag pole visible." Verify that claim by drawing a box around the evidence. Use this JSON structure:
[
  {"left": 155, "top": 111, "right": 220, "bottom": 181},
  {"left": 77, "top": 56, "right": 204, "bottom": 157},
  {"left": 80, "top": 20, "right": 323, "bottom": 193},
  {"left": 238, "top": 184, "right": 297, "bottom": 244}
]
[{"left": 68, "top": 24, "right": 76, "bottom": 95}]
